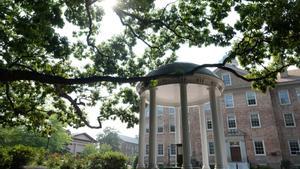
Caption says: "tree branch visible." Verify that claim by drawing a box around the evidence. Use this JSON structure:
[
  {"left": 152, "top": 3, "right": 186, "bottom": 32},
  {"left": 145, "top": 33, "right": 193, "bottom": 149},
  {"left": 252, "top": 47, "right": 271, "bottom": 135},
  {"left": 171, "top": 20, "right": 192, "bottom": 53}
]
[{"left": 55, "top": 84, "right": 102, "bottom": 129}]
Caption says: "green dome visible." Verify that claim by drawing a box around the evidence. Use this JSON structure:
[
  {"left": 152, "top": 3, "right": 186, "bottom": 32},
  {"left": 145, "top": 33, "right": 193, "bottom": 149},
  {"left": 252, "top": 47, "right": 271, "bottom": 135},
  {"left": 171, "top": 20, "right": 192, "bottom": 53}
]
[{"left": 147, "top": 62, "right": 220, "bottom": 79}]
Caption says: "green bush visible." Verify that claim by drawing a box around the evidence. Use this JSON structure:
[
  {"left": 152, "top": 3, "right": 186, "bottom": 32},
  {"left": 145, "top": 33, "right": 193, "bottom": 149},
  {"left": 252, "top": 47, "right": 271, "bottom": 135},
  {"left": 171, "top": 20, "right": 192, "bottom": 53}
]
[
  {"left": 8, "top": 145, "right": 37, "bottom": 169},
  {"left": 88, "top": 151, "right": 128, "bottom": 169},
  {"left": 0, "top": 147, "right": 12, "bottom": 169}
]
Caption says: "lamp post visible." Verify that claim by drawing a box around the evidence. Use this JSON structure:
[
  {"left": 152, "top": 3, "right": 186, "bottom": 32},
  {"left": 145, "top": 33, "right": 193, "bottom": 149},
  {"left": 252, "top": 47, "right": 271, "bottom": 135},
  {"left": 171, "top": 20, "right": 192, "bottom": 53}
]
[{"left": 46, "top": 134, "right": 51, "bottom": 149}]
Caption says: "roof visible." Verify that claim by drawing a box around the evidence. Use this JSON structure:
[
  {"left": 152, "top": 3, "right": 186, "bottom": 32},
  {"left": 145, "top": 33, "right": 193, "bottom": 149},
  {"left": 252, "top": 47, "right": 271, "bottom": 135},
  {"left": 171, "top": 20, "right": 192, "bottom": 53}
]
[
  {"left": 72, "top": 133, "right": 97, "bottom": 143},
  {"left": 119, "top": 135, "right": 138, "bottom": 144},
  {"left": 147, "top": 62, "right": 221, "bottom": 80},
  {"left": 276, "top": 69, "right": 300, "bottom": 83}
]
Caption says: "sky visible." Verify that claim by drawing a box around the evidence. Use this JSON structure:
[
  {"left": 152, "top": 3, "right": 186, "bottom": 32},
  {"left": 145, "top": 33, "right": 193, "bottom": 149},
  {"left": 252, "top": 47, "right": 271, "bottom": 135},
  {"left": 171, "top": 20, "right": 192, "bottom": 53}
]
[{"left": 67, "top": 0, "right": 230, "bottom": 139}]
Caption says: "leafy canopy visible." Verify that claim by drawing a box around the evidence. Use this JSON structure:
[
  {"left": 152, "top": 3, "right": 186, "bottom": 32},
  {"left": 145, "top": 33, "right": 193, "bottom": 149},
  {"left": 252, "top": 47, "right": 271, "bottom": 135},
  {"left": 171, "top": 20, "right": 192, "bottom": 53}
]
[
  {"left": 0, "top": 0, "right": 299, "bottom": 131},
  {"left": 96, "top": 127, "right": 120, "bottom": 151}
]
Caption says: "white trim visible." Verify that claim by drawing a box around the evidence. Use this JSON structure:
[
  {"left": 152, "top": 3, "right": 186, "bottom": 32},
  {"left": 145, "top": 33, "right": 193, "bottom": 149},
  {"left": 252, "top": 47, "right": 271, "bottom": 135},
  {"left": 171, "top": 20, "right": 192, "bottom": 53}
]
[
  {"left": 246, "top": 91, "right": 257, "bottom": 106},
  {"left": 288, "top": 140, "right": 300, "bottom": 156},
  {"left": 170, "top": 144, "right": 177, "bottom": 156},
  {"left": 250, "top": 112, "right": 261, "bottom": 128},
  {"left": 224, "top": 93, "right": 234, "bottom": 108},
  {"left": 222, "top": 73, "right": 232, "bottom": 86},
  {"left": 206, "top": 118, "right": 213, "bottom": 131},
  {"left": 208, "top": 141, "right": 215, "bottom": 156},
  {"left": 278, "top": 89, "right": 291, "bottom": 105},
  {"left": 296, "top": 88, "right": 300, "bottom": 101},
  {"left": 227, "top": 114, "right": 237, "bottom": 129},
  {"left": 253, "top": 140, "right": 266, "bottom": 156},
  {"left": 283, "top": 112, "right": 296, "bottom": 127},
  {"left": 157, "top": 144, "right": 164, "bottom": 156}
]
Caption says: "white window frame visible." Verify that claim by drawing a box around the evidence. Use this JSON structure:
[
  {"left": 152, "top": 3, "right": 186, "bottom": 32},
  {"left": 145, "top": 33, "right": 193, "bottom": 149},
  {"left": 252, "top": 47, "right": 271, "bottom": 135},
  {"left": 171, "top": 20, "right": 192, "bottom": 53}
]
[
  {"left": 296, "top": 88, "right": 300, "bottom": 101},
  {"left": 227, "top": 115, "right": 237, "bottom": 129},
  {"left": 253, "top": 140, "right": 266, "bottom": 156},
  {"left": 157, "top": 144, "right": 164, "bottom": 156},
  {"left": 222, "top": 73, "right": 232, "bottom": 86},
  {"left": 208, "top": 141, "right": 215, "bottom": 156},
  {"left": 288, "top": 140, "right": 300, "bottom": 156},
  {"left": 169, "top": 108, "right": 176, "bottom": 133},
  {"left": 170, "top": 144, "right": 176, "bottom": 156},
  {"left": 206, "top": 118, "right": 213, "bottom": 130},
  {"left": 250, "top": 112, "right": 261, "bottom": 128},
  {"left": 145, "top": 144, "right": 149, "bottom": 156},
  {"left": 246, "top": 91, "right": 257, "bottom": 106},
  {"left": 224, "top": 94, "right": 234, "bottom": 108},
  {"left": 283, "top": 112, "right": 296, "bottom": 127},
  {"left": 157, "top": 106, "right": 164, "bottom": 134},
  {"left": 278, "top": 90, "right": 291, "bottom": 105}
]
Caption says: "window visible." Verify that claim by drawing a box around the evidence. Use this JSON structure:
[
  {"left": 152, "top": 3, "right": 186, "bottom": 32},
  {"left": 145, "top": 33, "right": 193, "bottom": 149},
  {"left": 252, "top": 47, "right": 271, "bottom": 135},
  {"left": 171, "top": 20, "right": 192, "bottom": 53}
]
[
  {"left": 246, "top": 91, "right": 257, "bottom": 106},
  {"left": 158, "top": 144, "right": 164, "bottom": 155},
  {"left": 227, "top": 115, "right": 237, "bottom": 129},
  {"left": 146, "top": 144, "right": 149, "bottom": 155},
  {"left": 169, "top": 107, "right": 175, "bottom": 114},
  {"left": 157, "top": 106, "right": 164, "bottom": 133},
  {"left": 170, "top": 144, "right": 176, "bottom": 155},
  {"left": 204, "top": 102, "right": 211, "bottom": 113},
  {"left": 169, "top": 124, "right": 175, "bottom": 132},
  {"left": 157, "top": 106, "right": 164, "bottom": 116},
  {"left": 250, "top": 113, "right": 261, "bottom": 128},
  {"left": 283, "top": 113, "right": 296, "bottom": 127},
  {"left": 208, "top": 142, "right": 215, "bottom": 155},
  {"left": 296, "top": 88, "right": 300, "bottom": 101},
  {"left": 289, "top": 140, "right": 300, "bottom": 155},
  {"left": 224, "top": 94, "right": 234, "bottom": 108},
  {"left": 222, "top": 73, "right": 232, "bottom": 86},
  {"left": 278, "top": 90, "right": 291, "bottom": 105},
  {"left": 169, "top": 108, "right": 176, "bottom": 133},
  {"left": 253, "top": 140, "right": 265, "bottom": 155},
  {"left": 145, "top": 119, "right": 149, "bottom": 133},
  {"left": 207, "top": 119, "right": 213, "bottom": 130},
  {"left": 145, "top": 106, "right": 149, "bottom": 117}
]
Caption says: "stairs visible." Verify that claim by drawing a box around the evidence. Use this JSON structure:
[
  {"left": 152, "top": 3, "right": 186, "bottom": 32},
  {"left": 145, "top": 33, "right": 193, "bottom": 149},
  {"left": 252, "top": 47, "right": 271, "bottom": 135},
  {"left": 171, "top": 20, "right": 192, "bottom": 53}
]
[{"left": 228, "top": 162, "right": 249, "bottom": 169}]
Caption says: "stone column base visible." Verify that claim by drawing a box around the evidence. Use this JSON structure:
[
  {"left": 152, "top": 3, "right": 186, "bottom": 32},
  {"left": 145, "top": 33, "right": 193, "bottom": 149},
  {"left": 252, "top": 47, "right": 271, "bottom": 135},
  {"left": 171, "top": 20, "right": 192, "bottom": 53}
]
[{"left": 136, "top": 164, "right": 145, "bottom": 169}]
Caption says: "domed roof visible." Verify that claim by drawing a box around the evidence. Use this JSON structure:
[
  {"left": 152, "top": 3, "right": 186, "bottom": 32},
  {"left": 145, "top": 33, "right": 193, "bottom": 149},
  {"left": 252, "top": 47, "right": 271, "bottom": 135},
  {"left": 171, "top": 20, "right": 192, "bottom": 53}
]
[{"left": 147, "top": 62, "right": 220, "bottom": 79}]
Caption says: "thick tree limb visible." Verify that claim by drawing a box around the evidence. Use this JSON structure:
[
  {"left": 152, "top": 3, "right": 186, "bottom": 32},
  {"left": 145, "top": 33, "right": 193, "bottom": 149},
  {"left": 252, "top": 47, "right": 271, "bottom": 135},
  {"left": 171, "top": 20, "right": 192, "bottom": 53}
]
[
  {"left": 0, "top": 62, "right": 292, "bottom": 85},
  {"left": 55, "top": 85, "right": 102, "bottom": 129}
]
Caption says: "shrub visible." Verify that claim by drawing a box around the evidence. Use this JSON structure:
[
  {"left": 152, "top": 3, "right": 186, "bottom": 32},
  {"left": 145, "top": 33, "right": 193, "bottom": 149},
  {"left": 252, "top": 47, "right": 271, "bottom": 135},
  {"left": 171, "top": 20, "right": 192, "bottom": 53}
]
[
  {"left": 45, "top": 153, "right": 62, "bottom": 169},
  {"left": 8, "top": 145, "right": 37, "bottom": 169},
  {"left": 0, "top": 147, "right": 12, "bottom": 169},
  {"left": 132, "top": 156, "right": 138, "bottom": 169},
  {"left": 88, "top": 151, "right": 128, "bottom": 169}
]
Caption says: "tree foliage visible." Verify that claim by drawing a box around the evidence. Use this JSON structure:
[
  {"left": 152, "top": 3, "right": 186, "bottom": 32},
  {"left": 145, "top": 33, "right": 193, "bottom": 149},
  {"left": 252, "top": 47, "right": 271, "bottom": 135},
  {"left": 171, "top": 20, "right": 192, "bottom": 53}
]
[
  {"left": 96, "top": 127, "right": 120, "bottom": 151},
  {"left": 0, "top": 0, "right": 299, "bottom": 130},
  {"left": 0, "top": 115, "right": 71, "bottom": 152}
]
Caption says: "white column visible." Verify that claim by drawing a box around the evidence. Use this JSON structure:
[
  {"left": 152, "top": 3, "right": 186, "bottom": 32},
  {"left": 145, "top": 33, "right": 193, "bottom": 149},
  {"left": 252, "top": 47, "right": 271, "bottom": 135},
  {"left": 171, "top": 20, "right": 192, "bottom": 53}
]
[
  {"left": 199, "top": 108, "right": 210, "bottom": 169},
  {"left": 175, "top": 107, "right": 182, "bottom": 144},
  {"left": 149, "top": 88, "right": 158, "bottom": 169},
  {"left": 209, "top": 86, "right": 227, "bottom": 169},
  {"left": 137, "top": 95, "right": 146, "bottom": 169},
  {"left": 180, "top": 83, "right": 192, "bottom": 169}
]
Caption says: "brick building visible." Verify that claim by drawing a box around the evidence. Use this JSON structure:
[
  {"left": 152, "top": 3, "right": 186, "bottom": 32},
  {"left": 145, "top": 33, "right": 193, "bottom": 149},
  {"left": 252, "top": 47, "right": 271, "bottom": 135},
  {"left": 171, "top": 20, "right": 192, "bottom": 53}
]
[
  {"left": 119, "top": 135, "right": 138, "bottom": 157},
  {"left": 143, "top": 64, "right": 300, "bottom": 169}
]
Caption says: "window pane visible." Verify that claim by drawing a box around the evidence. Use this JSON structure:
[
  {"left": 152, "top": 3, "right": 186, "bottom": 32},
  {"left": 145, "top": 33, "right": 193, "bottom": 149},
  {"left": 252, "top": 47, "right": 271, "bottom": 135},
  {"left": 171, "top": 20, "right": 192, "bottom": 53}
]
[
  {"left": 222, "top": 74, "right": 231, "bottom": 86},
  {"left": 158, "top": 144, "right": 163, "bottom": 155},
  {"left": 254, "top": 141, "right": 265, "bottom": 155},
  {"left": 169, "top": 110, "right": 175, "bottom": 132},
  {"left": 228, "top": 115, "right": 236, "bottom": 129},
  {"left": 296, "top": 88, "right": 300, "bottom": 100},
  {"left": 289, "top": 140, "right": 300, "bottom": 155},
  {"left": 278, "top": 90, "right": 290, "bottom": 105},
  {"left": 246, "top": 92, "right": 257, "bottom": 105},
  {"left": 224, "top": 94, "right": 234, "bottom": 108},
  {"left": 251, "top": 113, "right": 260, "bottom": 128},
  {"left": 146, "top": 145, "right": 149, "bottom": 155},
  {"left": 284, "top": 113, "right": 295, "bottom": 127},
  {"left": 170, "top": 144, "right": 176, "bottom": 155},
  {"left": 157, "top": 106, "right": 164, "bottom": 116},
  {"left": 209, "top": 142, "right": 215, "bottom": 155},
  {"left": 204, "top": 102, "right": 211, "bottom": 113},
  {"left": 207, "top": 119, "right": 213, "bottom": 130}
]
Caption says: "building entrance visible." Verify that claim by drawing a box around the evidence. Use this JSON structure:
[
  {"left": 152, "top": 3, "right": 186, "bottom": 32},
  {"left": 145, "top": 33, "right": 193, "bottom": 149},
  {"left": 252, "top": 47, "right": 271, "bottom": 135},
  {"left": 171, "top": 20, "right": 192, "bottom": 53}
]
[{"left": 230, "top": 141, "right": 242, "bottom": 162}]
